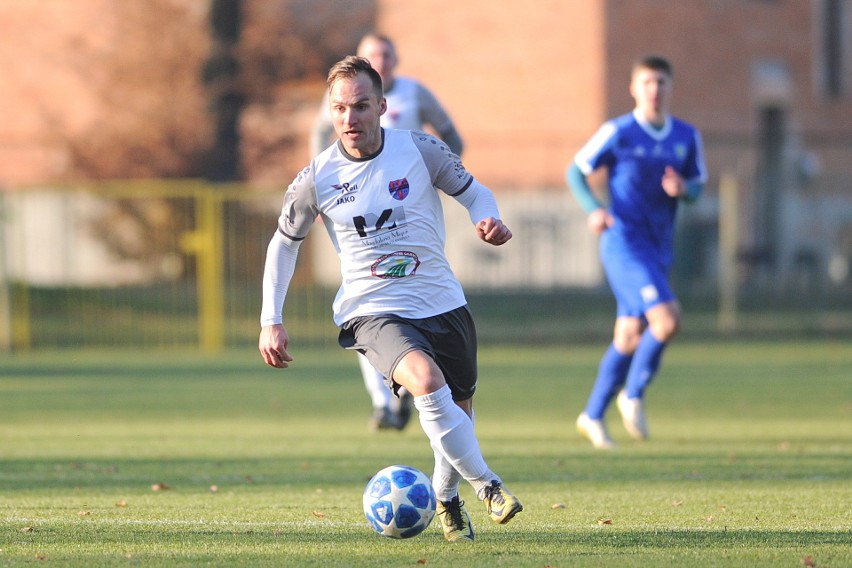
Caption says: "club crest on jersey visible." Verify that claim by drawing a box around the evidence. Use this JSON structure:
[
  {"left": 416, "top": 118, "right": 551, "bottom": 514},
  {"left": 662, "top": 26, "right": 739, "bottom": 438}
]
[
  {"left": 371, "top": 251, "right": 420, "bottom": 279},
  {"left": 388, "top": 178, "right": 410, "bottom": 201}
]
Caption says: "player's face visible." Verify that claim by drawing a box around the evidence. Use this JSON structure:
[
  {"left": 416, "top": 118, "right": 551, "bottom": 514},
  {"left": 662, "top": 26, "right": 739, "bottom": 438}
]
[
  {"left": 357, "top": 38, "right": 397, "bottom": 87},
  {"left": 329, "top": 72, "right": 387, "bottom": 158},
  {"left": 630, "top": 67, "right": 672, "bottom": 124}
]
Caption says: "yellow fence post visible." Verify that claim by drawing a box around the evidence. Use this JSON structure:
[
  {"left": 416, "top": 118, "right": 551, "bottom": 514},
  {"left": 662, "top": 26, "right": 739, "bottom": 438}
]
[
  {"left": 181, "top": 187, "right": 225, "bottom": 353},
  {"left": 0, "top": 192, "right": 31, "bottom": 352},
  {"left": 11, "top": 282, "right": 31, "bottom": 351},
  {"left": 718, "top": 170, "right": 739, "bottom": 332}
]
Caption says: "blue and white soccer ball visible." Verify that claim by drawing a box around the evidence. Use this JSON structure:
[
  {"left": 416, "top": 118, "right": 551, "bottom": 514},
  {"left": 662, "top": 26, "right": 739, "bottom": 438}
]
[{"left": 363, "top": 464, "right": 436, "bottom": 539}]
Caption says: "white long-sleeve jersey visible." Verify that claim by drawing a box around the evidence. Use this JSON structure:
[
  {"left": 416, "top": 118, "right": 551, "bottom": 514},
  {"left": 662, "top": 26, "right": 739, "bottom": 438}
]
[{"left": 261, "top": 128, "right": 501, "bottom": 327}]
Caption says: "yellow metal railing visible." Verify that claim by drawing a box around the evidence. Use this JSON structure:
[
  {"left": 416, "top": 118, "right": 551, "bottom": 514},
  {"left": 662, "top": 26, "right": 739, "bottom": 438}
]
[
  {"left": 0, "top": 180, "right": 333, "bottom": 353},
  {"left": 180, "top": 190, "right": 225, "bottom": 353}
]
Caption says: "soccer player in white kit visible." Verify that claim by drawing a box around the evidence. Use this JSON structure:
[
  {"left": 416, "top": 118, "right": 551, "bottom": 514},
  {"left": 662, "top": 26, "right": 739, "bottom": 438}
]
[
  {"left": 311, "top": 33, "right": 465, "bottom": 432},
  {"left": 260, "top": 56, "right": 522, "bottom": 542}
]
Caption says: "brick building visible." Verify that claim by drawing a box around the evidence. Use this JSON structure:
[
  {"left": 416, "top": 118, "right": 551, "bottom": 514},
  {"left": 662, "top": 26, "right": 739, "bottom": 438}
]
[{"left": 1, "top": 0, "right": 850, "bottom": 289}]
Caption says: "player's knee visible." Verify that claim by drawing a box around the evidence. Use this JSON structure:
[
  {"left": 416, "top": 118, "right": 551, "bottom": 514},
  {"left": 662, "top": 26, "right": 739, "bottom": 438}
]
[
  {"left": 613, "top": 318, "right": 643, "bottom": 353},
  {"left": 613, "top": 331, "right": 641, "bottom": 354},
  {"left": 393, "top": 350, "right": 446, "bottom": 396},
  {"left": 649, "top": 313, "right": 680, "bottom": 341}
]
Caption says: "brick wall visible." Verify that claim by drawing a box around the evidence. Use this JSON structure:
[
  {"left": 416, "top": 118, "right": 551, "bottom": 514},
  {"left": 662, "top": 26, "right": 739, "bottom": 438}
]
[{"left": 2, "top": 0, "right": 851, "bottom": 194}]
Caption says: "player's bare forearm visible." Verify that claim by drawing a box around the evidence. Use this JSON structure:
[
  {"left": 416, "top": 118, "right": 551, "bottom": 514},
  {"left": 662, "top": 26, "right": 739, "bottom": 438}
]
[
  {"left": 259, "top": 324, "right": 294, "bottom": 368},
  {"left": 476, "top": 218, "right": 512, "bottom": 246}
]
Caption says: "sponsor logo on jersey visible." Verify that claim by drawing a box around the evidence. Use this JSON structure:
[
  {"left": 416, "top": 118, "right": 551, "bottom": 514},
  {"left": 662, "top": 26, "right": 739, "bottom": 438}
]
[
  {"left": 354, "top": 207, "right": 406, "bottom": 238},
  {"left": 333, "top": 181, "right": 359, "bottom": 205},
  {"left": 371, "top": 251, "right": 420, "bottom": 279},
  {"left": 388, "top": 178, "right": 410, "bottom": 201},
  {"left": 332, "top": 181, "right": 358, "bottom": 193}
]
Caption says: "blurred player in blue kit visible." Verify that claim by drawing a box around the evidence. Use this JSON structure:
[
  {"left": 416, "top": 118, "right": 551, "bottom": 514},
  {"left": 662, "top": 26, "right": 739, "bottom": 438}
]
[
  {"left": 567, "top": 55, "right": 707, "bottom": 449},
  {"left": 312, "top": 33, "right": 465, "bottom": 433},
  {"left": 261, "top": 56, "right": 521, "bottom": 541}
]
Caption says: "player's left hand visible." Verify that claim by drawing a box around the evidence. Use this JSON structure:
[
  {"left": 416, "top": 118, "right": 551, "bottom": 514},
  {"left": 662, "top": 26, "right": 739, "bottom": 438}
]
[
  {"left": 259, "top": 324, "right": 294, "bottom": 369},
  {"left": 661, "top": 166, "right": 685, "bottom": 198},
  {"left": 476, "top": 218, "right": 512, "bottom": 246}
]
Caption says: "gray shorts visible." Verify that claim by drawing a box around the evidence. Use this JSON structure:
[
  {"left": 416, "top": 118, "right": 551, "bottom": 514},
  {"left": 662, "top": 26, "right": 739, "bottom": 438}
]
[{"left": 338, "top": 305, "right": 478, "bottom": 401}]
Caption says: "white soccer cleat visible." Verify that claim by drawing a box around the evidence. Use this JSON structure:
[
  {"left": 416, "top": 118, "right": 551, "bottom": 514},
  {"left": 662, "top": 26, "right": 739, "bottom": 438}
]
[
  {"left": 576, "top": 412, "right": 615, "bottom": 449},
  {"left": 616, "top": 390, "right": 649, "bottom": 440}
]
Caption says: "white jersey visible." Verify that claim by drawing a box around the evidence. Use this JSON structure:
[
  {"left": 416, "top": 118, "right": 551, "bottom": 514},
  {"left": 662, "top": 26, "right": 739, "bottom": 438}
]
[
  {"left": 272, "top": 129, "right": 499, "bottom": 326},
  {"left": 382, "top": 76, "right": 450, "bottom": 132}
]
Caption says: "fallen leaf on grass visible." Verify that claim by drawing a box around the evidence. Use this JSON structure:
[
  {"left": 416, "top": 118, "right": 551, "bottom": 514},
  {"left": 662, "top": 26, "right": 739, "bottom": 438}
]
[
  {"left": 596, "top": 518, "right": 613, "bottom": 525},
  {"left": 209, "top": 485, "right": 219, "bottom": 493},
  {"left": 312, "top": 511, "right": 326, "bottom": 519},
  {"left": 35, "top": 554, "right": 47, "bottom": 561},
  {"left": 416, "top": 560, "right": 428, "bottom": 565},
  {"left": 77, "top": 510, "right": 92, "bottom": 516},
  {"left": 115, "top": 500, "right": 128, "bottom": 507},
  {"left": 801, "top": 555, "right": 816, "bottom": 567},
  {"left": 671, "top": 500, "right": 684, "bottom": 507},
  {"left": 151, "top": 483, "right": 171, "bottom": 491},
  {"left": 551, "top": 503, "right": 566, "bottom": 509},
  {"left": 20, "top": 526, "right": 34, "bottom": 533}
]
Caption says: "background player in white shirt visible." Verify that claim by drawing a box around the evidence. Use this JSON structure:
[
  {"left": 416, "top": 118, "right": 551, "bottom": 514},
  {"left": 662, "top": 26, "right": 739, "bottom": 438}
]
[
  {"left": 311, "top": 33, "right": 464, "bottom": 432},
  {"left": 260, "top": 56, "right": 521, "bottom": 542}
]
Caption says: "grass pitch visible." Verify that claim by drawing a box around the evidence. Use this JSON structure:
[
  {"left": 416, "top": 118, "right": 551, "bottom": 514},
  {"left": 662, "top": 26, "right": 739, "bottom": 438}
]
[{"left": 0, "top": 340, "right": 850, "bottom": 567}]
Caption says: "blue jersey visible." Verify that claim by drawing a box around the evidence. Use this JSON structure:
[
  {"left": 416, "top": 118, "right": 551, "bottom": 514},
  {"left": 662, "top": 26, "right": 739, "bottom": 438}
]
[{"left": 575, "top": 110, "right": 706, "bottom": 267}]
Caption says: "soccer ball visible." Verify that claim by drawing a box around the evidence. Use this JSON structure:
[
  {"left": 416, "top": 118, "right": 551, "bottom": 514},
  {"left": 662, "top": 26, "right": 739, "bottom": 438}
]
[{"left": 363, "top": 464, "right": 436, "bottom": 539}]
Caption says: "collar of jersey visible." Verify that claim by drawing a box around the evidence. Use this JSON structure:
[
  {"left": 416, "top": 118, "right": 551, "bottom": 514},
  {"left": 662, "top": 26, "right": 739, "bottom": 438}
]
[
  {"left": 633, "top": 109, "right": 672, "bottom": 141},
  {"left": 337, "top": 128, "right": 386, "bottom": 162}
]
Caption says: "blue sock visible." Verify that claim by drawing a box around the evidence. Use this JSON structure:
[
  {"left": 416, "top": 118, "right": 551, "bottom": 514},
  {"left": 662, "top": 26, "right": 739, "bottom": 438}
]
[
  {"left": 585, "top": 343, "right": 633, "bottom": 419},
  {"left": 624, "top": 330, "right": 667, "bottom": 399}
]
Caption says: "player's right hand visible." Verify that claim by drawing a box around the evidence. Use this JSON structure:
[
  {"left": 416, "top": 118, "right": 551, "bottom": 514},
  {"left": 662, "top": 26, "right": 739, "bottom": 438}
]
[
  {"left": 259, "top": 324, "right": 295, "bottom": 368},
  {"left": 587, "top": 208, "right": 614, "bottom": 234}
]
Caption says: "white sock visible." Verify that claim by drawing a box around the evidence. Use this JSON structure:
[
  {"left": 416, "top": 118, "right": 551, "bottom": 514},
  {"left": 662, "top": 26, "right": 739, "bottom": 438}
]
[
  {"left": 358, "top": 353, "right": 391, "bottom": 409},
  {"left": 432, "top": 455, "right": 462, "bottom": 503},
  {"left": 433, "top": 408, "right": 476, "bottom": 502},
  {"left": 414, "top": 385, "right": 498, "bottom": 499}
]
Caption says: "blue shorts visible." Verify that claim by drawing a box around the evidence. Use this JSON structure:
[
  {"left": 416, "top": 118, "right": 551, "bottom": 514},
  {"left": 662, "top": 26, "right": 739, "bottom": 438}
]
[{"left": 601, "top": 233, "right": 676, "bottom": 318}]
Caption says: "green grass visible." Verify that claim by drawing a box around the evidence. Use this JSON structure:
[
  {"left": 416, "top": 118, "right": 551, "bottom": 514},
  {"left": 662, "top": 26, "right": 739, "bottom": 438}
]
[{"left": 0, "top": 341, "right": 850, "bottom": 567}]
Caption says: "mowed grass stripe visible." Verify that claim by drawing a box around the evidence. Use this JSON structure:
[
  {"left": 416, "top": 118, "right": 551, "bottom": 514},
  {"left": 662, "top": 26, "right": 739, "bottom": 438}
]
[{"left": 0, "top": 340, "right": 849, "bottom": 567}]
